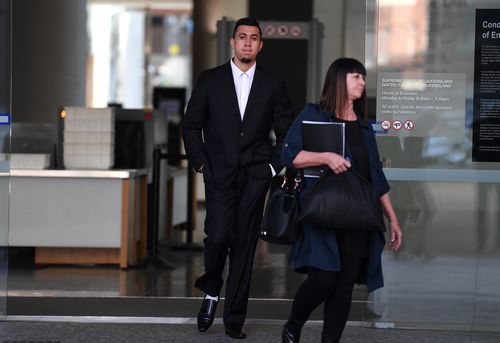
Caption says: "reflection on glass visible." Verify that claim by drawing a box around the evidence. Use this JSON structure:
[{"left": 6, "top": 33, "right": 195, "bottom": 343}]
[
  {"left": 369, "top": 0, "right": 500, "bottom": 170},
  {"left": 0, "top": 173, "right": 8, "bottom": 317},
  {"left": 0, "top": 0, "right": 10, "bottom": 319},
  {"left": 368, "top": 0, "right": 500, "bottom": 333}
]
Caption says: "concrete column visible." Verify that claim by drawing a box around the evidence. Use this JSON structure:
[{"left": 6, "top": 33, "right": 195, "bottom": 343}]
[
  {"left": 192, "top": 0, "right": 247, "bottom": 83},
  {"left": 12, "top": 0, "right": 87, "bottom": 124},
  {"left": 344, "top": 0, "right": 367, "bottom": 63},
  {"left": 314, "top": 0, "right": 373, "bottom": 92},
  {"left": 313, "top": 0, "right": 346, "bottom": 83}
]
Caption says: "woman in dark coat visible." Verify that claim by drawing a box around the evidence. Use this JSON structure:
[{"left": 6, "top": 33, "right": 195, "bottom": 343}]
[{"left": 280, "top": 58, "right": 403, "bottom": 343}]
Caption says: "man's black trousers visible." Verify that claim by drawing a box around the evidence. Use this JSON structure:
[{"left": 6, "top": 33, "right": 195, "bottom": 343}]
[{"left": 195, "top": 171, "right": 271, "bottom": 325}]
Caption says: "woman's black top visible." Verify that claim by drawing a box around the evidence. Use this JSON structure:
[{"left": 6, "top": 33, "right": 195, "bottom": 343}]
[{"left": 332, "top": 117, "right": 370, "bottom": 257}]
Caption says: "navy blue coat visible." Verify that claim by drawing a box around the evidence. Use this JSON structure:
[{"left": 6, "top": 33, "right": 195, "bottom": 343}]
[{"left": 281, "top": 103, "right": 390, "bottom": 292}]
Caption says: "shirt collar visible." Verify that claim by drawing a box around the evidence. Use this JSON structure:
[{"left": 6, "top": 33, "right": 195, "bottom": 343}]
[{"left": 230, "top": 58, "right": 256, "bottom": 79}]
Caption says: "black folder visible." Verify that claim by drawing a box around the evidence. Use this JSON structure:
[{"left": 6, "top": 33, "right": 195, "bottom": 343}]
[{"left": 301, "top": 120, "right": 345, "bottom": 177}]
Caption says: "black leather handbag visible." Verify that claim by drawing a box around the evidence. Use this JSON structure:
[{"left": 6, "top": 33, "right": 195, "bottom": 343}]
[
  {"left": 299, "top": 169, "right": 384, "bottom": 231},
  {"left": 260, "top": 170, "right": 303, "bottom": 245}
]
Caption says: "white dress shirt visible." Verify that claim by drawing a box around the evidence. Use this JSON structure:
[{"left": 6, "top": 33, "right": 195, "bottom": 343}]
[
  {"left": 230, "top": 59, "right": 256, "bottom": 119},
  {"left": 230, "top": 59, "right": 276, "bottom": 176}
]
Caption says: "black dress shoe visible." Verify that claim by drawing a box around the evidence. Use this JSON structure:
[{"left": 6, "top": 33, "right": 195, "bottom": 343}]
[
  {"left": 224, "top": 324, "right": 247, "bottom": 339},
  {"left": 197, "top": 298, "right": 218, "bottom": 332},
  {"left": 282, "top": 323, "right": 301, "bottom": 343}
]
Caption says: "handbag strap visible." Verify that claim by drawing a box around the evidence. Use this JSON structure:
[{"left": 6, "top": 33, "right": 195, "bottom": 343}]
[{"left": 282, "top": 169, "right": 304, "bottom": 191}]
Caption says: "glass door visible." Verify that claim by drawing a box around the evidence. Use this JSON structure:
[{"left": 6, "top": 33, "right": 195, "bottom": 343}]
[
  {"left": 368, "top": 0, "right": 500, "bottom": 332},
  {"left": 0, "top": 0, "right": 11, "bottom": 318}
]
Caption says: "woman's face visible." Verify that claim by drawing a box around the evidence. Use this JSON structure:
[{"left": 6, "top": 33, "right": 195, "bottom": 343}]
[{"left": 346, "top": 72, "right": 365, "bottom": 101}]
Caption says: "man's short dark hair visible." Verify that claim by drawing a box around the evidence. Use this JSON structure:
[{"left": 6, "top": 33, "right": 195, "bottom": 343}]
[{"left": 232, "top": 17, "right": 262, "bottom": 39}]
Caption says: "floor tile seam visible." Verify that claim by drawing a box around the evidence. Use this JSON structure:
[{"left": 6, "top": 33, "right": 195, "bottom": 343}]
[
  {"left": 6, "top": 294, "right": 374, "bottom": 305},
  {"left": 5, "top": 315, "right": 378, "bottom": 328},
  {"left": 4, "top": 316, "right": 300, "bottom": 325},
  {"left": 6, "top": 294, "right": 296, "bottom": 301}
]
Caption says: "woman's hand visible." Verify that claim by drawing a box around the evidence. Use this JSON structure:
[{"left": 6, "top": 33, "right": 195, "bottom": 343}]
[
  {"left": 292, "top": 151, "right": 351, "bottom": 173},
  {"left": 389, "top": 221, "right": 403, "bottom": 250},
  {"left": 324, "top": 152, "right": 351, "bottom": 174},
  {"left": 379, "top": 193, "right": 403, "bottom": 251}
]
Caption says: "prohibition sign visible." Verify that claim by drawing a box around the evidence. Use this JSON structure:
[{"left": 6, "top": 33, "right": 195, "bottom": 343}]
[
  {"left": 290, "top": 25, "right": 302, "bottom": 37},
  {"left": 404, "top": 120, "right": 414, "bottom": 130},
  {"left": 381, "top": 120, "right": 391, "bottom": 130},
  {"left": 278, "top": 25, "right": 288, "bottom": 36},
  {"left": 393, "top": 120, "right": 402, "bottom": 130},
  {"left": 264, "top": 25, "right": 276, "bottom": 36}
]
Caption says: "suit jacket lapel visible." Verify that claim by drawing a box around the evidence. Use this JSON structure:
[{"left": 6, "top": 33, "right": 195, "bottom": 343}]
[{"left": 223, "top": 62, "right": 242, "bottom": 121}]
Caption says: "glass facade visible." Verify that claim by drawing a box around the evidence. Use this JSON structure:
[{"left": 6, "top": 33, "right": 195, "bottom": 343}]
[
  {"left": 0, "top": 0, "right": 10, "bottom": 319},
  {"left": 369, "top": 0, "right": 500, "bottom": 331}
]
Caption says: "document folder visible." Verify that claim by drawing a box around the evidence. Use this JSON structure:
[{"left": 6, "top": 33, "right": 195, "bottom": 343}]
[{"left": 301, "top": 120, "right": 345, "bottom": 177}]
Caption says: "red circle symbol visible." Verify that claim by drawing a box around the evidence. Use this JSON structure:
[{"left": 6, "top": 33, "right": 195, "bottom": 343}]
[
  {"left": 393, "top": 120, "right": 402, "bottom": 130},
  {"left": 278, "top": 25, "right": 288, "bottom": 36},
  {"left": 290, "top": 25, "right": 302, "bottom": 37},
  {"left": 404, "top": 120, "right": 414, "bottom": 130},
  {"left": 264, "top": 25, "right": 275, "bottom": 36},
  {"left": 381, "top": 120, "right": 391, "bottom": 130}
]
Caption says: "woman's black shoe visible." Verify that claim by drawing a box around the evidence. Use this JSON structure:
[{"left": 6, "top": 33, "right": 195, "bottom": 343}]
[
  {"left": 321, "top": 332, "right": 338, "bottom": 343},
  {"left": 282, "top": 322, "right": 301, "bottom": 343}
]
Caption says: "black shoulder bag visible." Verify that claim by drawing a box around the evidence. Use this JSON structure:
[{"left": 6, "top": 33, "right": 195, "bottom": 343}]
[
  {"left": 259, "top": 170, "right": 304, "bottom": 245},
  {"left": 299, "top": 169, "right": 384, "bottom": 231}
]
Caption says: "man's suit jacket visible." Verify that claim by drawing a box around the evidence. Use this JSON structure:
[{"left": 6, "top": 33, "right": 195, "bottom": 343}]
[{"left": 182, "top": 62, "right": 294, "bottom": 189}]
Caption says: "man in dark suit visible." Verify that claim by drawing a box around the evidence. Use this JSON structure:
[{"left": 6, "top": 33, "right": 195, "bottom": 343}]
[{"left": 182, "top": 17, "right": 294, "bottom": 339}]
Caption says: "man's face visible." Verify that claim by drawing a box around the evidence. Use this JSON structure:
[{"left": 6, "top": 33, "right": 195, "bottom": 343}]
[{"left": 230, "top": 25, "right": 263, "bottom": 65}]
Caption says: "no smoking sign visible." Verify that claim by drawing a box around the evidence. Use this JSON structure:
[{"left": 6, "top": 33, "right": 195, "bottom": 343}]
[{"left": 381, "top": 120, "right": 391, "bottom": 130}]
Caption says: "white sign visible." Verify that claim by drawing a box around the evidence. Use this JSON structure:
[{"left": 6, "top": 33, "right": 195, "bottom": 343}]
[{"left": 377, "top": 72, "right": 466, "bottom": 137}]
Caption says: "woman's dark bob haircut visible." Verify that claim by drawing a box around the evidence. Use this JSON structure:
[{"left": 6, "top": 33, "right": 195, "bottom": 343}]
[{"left": 319, "top": 58, "right": 367, "bottom": 121}]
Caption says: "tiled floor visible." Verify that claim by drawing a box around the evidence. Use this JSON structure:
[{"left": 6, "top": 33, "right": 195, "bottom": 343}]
[
  {"left": 2, "top": 319, "right": 500, "bottom": 343},
  {"left": 4, "top": 207, "right": 500, "bottom": 334}
]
